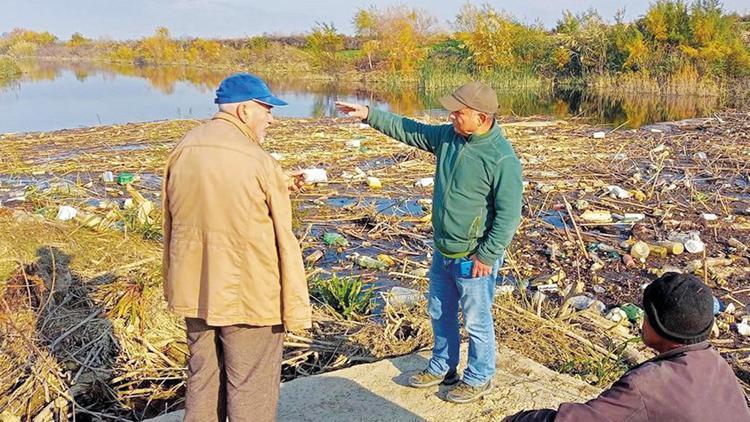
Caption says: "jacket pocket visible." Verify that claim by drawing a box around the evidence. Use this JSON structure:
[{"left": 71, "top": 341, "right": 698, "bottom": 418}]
[{"left": 468, "top": 214, "right": 482, "bottom": 239}]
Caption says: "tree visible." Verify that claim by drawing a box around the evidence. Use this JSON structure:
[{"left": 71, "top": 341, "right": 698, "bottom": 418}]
[
  {"left": 67, "top": 32, "right": 88, "bottom": 48},
  {"left": 455, "top": 4, "right": 553, "bottom": 74},
  {"left": 351, "top": 5, "right": 435, "bottom": 75},
  {"left": 137, "top": 27, "right": 181, "bottom": 63},
  {"left": 306, "top": 22, "right": 345, "bottom": 73}
]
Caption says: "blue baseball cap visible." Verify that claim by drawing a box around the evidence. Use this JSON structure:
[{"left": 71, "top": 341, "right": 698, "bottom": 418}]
[{"left": 214, "top": 73, "right": 288, "bottom": 107}]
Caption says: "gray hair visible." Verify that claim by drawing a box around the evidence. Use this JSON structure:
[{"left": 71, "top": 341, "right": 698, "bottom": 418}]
[{"left": 218, "top": 100, "right": 257, "bottom": 113}]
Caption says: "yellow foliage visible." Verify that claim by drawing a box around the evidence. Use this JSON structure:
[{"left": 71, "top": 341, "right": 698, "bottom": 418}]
[
  {"left": 552, "top": 47, "right": 571, "bottom": 70},
  {"left": 624, "top": 32, "right": 648, "bottom": 70},
  {"left": 110, "top": 45, "right": 136, "bottom": 63},
  {"left": 354, "top": 5, "right": 434, "bottom": 75},
  {"left": 644, "top": 10, "right": 669, "bottom": 42},
  {"left": 66, "top": 32, "right": 88, "bottom": 48},
  {"left": 188, "top": 39, "right": 223, "bottom": 63},
  {"left": 137, "top": 27, "right": 182, "bottom": 64}
]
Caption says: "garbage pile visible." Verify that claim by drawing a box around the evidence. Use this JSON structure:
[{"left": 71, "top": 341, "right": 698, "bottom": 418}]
[{"left": 1, "top": 110, "right": 749, "bottom": 418}]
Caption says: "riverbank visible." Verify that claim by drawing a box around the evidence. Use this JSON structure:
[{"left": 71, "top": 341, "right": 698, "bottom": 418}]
[{"left": 1, "top": 111, "right": 748, "bottom": 419}]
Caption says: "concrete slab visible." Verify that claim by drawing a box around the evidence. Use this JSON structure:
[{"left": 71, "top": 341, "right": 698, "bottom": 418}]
[{"left": 146, "top": 345, "right": 600, "bottom": 421}]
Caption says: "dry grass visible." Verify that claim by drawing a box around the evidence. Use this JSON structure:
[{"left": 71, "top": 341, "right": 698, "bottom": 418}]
[{"left": 1, "top": 109, "right": 749, "bottom": 418}]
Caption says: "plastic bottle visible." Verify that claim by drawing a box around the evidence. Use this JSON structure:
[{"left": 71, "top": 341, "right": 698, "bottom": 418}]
[
  {"left": 630, "top": 241, "right": 650, "bottom": 262},
  {"left": 685, "top": 239, "right": 705, "bottom": 254},
  {"left": 655, "top": 241, "right": 684, "bottom": 255}
]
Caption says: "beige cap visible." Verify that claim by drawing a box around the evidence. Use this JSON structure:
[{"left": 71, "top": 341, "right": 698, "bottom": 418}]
[{"left": 439, "top": 81, "right": 498, "bottom": 115}]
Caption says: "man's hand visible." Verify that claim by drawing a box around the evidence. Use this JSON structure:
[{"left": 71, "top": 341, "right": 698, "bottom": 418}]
[
  {"left": 335, "top": 101, "right": 369, "bottom": 120},
  {"left": 470, "top": 255, "right": 492, "bottom": 278},
  {"left": 285, "top": 170, "right": 305, "bottom": 192}
]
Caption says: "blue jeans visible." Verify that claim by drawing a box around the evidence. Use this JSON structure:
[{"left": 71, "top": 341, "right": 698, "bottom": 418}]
[{"left": 426, "top": 251, "right": 501, "bottom": 387}]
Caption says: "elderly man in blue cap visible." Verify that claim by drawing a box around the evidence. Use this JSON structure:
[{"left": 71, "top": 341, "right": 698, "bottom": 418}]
[{"left": 162, "top": 73, "right": 311, "bottom": 421}]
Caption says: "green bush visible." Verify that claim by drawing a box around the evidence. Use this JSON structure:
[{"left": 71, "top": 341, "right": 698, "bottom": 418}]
[{"left": 312, "top": 274, "right": 374, "bottom": 319}]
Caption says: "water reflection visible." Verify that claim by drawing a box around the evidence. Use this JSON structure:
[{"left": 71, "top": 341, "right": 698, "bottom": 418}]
[{"left": 0, "top": 59, "right": 736, "bottom": 133}]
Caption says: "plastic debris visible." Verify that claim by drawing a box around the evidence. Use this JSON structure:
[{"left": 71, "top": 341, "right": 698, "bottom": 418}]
[
  {"left": 56, "top": 206, "right": 78, "bottom": 221},
  {"left": 388, "top": 286, "right": 423, "bottom": 309},
  {"left": 646, "top": 243, "right": 668, "bottom": 259},
  {"left": 342, "top": 167, "right": 366, "bottom": 180},
  {"left": 737, "top": 318, "right": 750, "bottom": 337},
  {"left": 574, "top": 199, "right": 590, "bottom": 211},
  {"left": 592, "top": 131, "right": 606, "bottom": 139},
  {"left": 684, "top": 239, "right": 705, "bottom": 254},
  {"left": 117, "top": 172, "right": 134, "bottom": 185},
  {"left": 621, "top": 303, "right": 644, "bottom": 322},
  {"left": 322, "top": 232, "right": 348, "bottom": 248},
  {"left": 614, "top": 213, "right": 645, "bottom": 223},
  {"left": 270, "top": 152, "right": 284, "bottom": 161},
  {"left": 415, "top": 177, "right": 434, "bottom": 187},
  {"left": 701, "top": 213, "right": 718, "bottom": 221},
  {"left": 607, "top": 185, "right": 631, "bottom": 199},
  {"left": 569, "top": 295, "right": 604, "bottom": 313},
  {"left": 667, "top": 231, "right": 699, "bottom": 244},
  {"left": 712, "top": 296, "right": 724, "bottom": 315},
  {"left": 693, "top": 152, "right": 708, "bottom": 160},
  {"left": 496, "top": 284, "right": 515, "bottom": 295},
  {"left": 305, "top": 249, "right": 324, "bottom": 265},
  {"left": 580, "top": 210, "right": 613, "bottom": 223},
  {"left": 630, "top": 241, "right": 650, "bottom": 262},
  {"left": 376, "top": 254, "right": 395, "bottom": 267},
  {"left": 536, "top": 284, "right": 559, "bottom": 293},
  {"left": 409, "top": 268, "right": 429, "bottom": 278},
  {"left": 606, "top": 307, "right": 628, "bottom": 323},
  {"left": 101, "top": 171, "right": 114, "bottom": 183},
  {"left": 367, "top": 177, "right": 382, "bottom": 188},
  {"left": 725, "top": 303, "right": 736, "bottom": 314},
  {"left": 356, "top": 255, "right": 387, "bottom": 270},
  {"left": 302, "top": 168, "right": 328, "bottom": 183},
  {"left": 345, "top": 139, "right": 361, "bottom": 148},
  {"left": 655, "top": 241, "right": 684, "bottom": 255}
]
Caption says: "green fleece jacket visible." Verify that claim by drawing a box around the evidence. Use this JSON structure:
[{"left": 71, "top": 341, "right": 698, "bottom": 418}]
[{"left": 367, "top": 108, "right": 523, "bottom": 266}]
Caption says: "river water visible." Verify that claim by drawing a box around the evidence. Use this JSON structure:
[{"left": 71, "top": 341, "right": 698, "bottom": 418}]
[{"left": 0, "top": 59, "right": 729, "bottom": 133}]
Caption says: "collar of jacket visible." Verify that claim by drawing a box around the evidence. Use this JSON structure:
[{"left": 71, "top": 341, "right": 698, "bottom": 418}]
[
  {"left": 466, "top": 120, "right": 499, "bottom": 144},
  {"left": 211, "top": 111, "right": 261, "bottom": 145},
  {"left": 651, "top": 341, "right": 711, "bottom": 363}
]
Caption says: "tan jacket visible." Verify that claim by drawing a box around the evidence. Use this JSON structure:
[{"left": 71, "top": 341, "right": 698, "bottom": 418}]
[{"left": 162, "top": 111, "right": 311, "bottom": 330}]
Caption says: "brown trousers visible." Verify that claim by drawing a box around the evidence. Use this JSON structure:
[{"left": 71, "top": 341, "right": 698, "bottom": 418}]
[{"left": 184, "top": 318, "right": 284, "bottom": 422}]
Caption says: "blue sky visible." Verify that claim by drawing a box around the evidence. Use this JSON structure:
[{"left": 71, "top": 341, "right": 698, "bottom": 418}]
[{"left": 3, "top": 0, "right": 749, "bottom": 40}]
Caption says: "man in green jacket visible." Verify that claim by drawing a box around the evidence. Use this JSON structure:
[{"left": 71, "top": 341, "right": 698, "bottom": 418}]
[{"left": 336, "top": 81, "right": 523, "bottom": 403}]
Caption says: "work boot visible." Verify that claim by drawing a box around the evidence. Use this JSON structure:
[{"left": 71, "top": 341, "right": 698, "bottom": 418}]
[
  {"left": 445, "top": 380, "right": 492, "bottom": 403},
  {"left": 408, "top": 368, "right": 460, "bottom": 388}
]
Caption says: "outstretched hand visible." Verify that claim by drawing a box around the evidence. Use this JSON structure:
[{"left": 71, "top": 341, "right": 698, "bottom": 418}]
[{"left": 335, "top": 101, "right": 369, "bottom": 120}]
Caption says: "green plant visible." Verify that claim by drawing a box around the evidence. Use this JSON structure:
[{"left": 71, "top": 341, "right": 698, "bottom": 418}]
[
  {"left": 306, "top": 22, "right": 346, "bottom": 73},
  {"left": 312, "top": 274, "right": 374, "bottom": 319},
  {"left": 559, "top": 337, "right": 640, "bottom": 386}
]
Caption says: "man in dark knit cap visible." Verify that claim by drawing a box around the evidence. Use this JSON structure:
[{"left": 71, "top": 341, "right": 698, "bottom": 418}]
[{"left": 507, "top": 272, "right": 750, "bottom": 422}]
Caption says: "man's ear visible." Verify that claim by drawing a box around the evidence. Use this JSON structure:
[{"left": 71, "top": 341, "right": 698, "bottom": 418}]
[
  {"left": 479, "top": 112, "right": 489, "bottom": 125},
  {"left": 237, "top": 103, "right": 246, "bottom": 122}
]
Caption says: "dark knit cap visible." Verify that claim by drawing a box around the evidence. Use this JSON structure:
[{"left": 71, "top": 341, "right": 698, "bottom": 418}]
[{"left": 643, "top": 272, "right": 714, "bottom": 344}]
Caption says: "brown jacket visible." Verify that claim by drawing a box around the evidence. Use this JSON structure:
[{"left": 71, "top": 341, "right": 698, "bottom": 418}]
[
  {"left": 508, "top": 342, "right": 750, "bottom": 422},
  {"left": 162, "top": 112, "right": 311, "bottom": 330}
]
